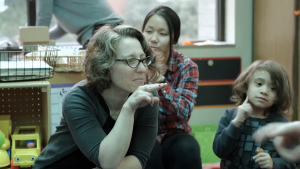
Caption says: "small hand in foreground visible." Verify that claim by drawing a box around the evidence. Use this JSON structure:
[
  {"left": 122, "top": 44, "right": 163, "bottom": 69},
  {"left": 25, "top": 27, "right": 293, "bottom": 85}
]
[{"left": 253, "top": 152, "right": 273, "bottom": 169}]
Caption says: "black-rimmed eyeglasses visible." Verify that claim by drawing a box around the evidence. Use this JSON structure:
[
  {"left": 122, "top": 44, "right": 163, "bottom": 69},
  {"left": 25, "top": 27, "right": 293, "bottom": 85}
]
[{"left": 116, "top": 56, "right": 152, "bottom": 68}]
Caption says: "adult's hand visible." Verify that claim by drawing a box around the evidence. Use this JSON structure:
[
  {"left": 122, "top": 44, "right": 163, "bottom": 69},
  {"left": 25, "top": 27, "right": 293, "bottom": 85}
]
[
  {"left": 253, "top": 121, "right": 300, "bottom": 162},
  {"left": 124, "top": 83, "right": 167, "bottom": 111}
]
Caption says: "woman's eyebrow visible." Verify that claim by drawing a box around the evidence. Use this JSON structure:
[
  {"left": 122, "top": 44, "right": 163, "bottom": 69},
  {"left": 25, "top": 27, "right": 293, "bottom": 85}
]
[
  {"left": 146, "top": 25, "right": 168, "bottom": 32},
  {"left": 123, "top": 53, "right": 145, "bottom": 59},
  {"left": 146, "top": 25, "right": 153, "bottom": 29}
]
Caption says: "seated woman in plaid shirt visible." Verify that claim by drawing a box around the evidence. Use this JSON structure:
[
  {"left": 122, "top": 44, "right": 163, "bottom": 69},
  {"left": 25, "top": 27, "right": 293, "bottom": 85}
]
[{"left": 143, "top": 6, "right": 201, "bottom": 169}]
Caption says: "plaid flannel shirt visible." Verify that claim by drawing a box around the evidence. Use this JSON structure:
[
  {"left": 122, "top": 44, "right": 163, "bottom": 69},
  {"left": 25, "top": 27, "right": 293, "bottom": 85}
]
[{"left": 157, "top": 50, "right": 199, "bottom": 142}]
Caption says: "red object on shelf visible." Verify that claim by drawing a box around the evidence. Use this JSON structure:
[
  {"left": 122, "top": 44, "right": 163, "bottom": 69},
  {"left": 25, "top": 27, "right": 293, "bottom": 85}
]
[
  {"left": 10, "top": 159, "right": 20, "bottom": 169},
  {"left": 182, "top": 39, "right": 196, "bottom": 46},
  {"left": 203, "top": 163, "right": 220, "bottom": 169}
]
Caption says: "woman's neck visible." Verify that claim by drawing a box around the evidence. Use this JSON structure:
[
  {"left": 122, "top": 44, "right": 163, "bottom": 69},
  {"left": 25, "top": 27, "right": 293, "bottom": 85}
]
[
  {"left": 101, "top": 87, "right": 129, "bottom": 113},
  {"left": 153, "top": 49, "right": 170, "bottom": 65}
]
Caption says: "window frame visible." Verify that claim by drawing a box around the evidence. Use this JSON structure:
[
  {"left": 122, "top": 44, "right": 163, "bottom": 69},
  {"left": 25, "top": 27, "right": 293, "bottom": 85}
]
[
  {"left": 27, "top": 0, "right": 227, "bottom": 43},
  {"left": 27, "top": 0, "right": 36, "bottom": 26},
  {"left": 216, "top": 0, "right": 225, "bottom": 41}
]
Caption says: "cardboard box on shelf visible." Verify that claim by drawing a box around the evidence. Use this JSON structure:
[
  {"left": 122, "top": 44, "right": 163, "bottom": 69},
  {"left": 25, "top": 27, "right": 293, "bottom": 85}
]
[
  {"left": 19, "top": 26, "right": 49, "bottom": 43},
  {"left": 23, "top": 40, "right": 55, "bottom": 46}
]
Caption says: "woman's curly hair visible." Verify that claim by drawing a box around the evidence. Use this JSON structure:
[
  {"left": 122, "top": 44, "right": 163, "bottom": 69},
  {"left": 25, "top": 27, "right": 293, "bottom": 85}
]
[
  {"left": 83, "top": 24, "right": 159, "bottom": 93},
  {"left": 231, "top": 60, "right": 293, "bottom": 116}
]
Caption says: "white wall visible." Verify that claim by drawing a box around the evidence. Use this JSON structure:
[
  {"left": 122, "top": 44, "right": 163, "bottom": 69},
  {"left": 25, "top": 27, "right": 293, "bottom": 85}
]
[{"left": 173, "top": 0, "right": 253, "bottom": 125}]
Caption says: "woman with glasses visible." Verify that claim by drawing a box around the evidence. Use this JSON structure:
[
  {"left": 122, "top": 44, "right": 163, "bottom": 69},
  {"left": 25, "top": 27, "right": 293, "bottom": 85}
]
[
  {"left": 33, "top": 25, "right": 167, "bottom": 169},
  {"left": 142, "top": 6, "right": 202, "bottom": 169}
]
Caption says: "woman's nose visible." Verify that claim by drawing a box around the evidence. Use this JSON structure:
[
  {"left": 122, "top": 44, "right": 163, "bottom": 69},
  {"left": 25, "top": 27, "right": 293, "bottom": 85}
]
[
  {"left": 136, "top": 62, "right": 148, "bottom": 73},
  {"left": 150, "top": 33, "right": 158, "bottom": 43}
]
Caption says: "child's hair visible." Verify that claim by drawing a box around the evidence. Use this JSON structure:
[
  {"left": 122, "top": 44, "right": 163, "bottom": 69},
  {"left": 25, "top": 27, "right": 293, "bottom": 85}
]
[{"left": 230, "top": 60, "right": 293, "bottom": 115}]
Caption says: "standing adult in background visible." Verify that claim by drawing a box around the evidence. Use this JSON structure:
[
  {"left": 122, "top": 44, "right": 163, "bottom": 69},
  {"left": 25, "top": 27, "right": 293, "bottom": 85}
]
[
  {"left": 36, "top": 0, "right": 123, "bottom": 45},
  {"left": 142, "top": 6, "right": 202, "bottom": 169}
]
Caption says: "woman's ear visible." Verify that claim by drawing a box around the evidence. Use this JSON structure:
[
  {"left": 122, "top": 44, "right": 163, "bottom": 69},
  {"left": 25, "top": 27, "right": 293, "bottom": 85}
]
[{"left": 106, "top": 68, "right": 111, "bottom": 76}]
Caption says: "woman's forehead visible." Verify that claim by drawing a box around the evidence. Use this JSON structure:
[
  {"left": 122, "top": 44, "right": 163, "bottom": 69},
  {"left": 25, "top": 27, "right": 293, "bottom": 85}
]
[
  {"left": 146, "top": 15, "right": 169, "bottom": 31},
  {"left": 116, "top": 37, "right": 145, "bottom": 58}
]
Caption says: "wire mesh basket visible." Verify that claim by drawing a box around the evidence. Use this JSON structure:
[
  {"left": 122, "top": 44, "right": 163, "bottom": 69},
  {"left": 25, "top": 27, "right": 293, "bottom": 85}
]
[
  {"left": 0, "top": 46, "right": 58, "bottom": 82},
  {"left": 25, "top": 46, "right": 85, "bottom": 72},
  {"left": 54, "top": 49, "right": 85, "bottom": 72}
]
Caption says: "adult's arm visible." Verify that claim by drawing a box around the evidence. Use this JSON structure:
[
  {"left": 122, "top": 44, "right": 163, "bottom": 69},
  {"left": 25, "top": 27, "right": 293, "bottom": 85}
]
[
  {"left": 98, "top": 105, "right": 137, "bottom": 169},
  {"left": 159, "top": 60, "right": 199, "bottom": 120},
  {"left": 36, "top": 0, "right": 67, "bottom": 39},
  {"left": 117, "top": 155, "right": 142, "bottom": 169},
  {"left": 117, "top": 91, "right": 159, "bottom": 169},
  {"left": 105, "top": 101, "right": 158, "bottom": 169},
  {"left": 63, "top": 88, "right": 136, "bottom": 169},
  {"left": 49, "top": 25, "right": 67, "bottom": 40},
  {"left": 36, "top": 0, "right": 53, "bottom": 26}
]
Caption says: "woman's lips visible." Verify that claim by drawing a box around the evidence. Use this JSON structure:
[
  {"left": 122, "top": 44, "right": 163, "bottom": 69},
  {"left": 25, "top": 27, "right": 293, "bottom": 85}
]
[
  {"left": 133, "top": 79, "right": 145, "bottom": 82},
  {"left": 151, "top": 46, "right": 159, "bottom": 50}
]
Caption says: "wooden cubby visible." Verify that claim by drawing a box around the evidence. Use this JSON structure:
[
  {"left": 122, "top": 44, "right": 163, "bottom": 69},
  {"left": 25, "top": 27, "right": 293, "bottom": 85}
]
[{"left": 0, "top": 81, "right": 51, "bottom": 146}]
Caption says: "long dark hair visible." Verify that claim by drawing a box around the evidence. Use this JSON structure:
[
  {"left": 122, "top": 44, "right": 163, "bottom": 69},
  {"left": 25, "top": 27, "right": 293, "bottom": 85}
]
[{"left": 142, "top": 6, "right": 181, "bottom": 60}]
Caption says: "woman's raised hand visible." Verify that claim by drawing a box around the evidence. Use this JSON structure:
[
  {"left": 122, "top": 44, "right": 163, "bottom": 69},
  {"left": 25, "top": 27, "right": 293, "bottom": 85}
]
[{"left": 124, "top": 83, "right": 167, "bottom": 111}]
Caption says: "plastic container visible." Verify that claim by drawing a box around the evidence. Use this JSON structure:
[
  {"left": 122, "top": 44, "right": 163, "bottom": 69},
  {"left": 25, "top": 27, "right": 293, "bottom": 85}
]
[{"left": 0, "top": 46, "right": 58, "bottom": 81}]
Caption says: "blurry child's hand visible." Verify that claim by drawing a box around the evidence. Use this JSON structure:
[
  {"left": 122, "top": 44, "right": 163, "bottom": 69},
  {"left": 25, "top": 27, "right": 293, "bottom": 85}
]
[
  {"left": 253, "top": 153, "right": 273, "bottom": 169},
  {"left": 232, "top": 96, "right": 253, "bottom": 127},
  {"left": 253, "top": 121, "right": 300, "bottom": 162}
]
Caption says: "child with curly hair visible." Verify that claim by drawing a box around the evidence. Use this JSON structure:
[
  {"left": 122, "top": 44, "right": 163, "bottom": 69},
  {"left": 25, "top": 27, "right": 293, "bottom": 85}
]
[{"left": 213, "top": 60, "right": 298, "bottom": 169}]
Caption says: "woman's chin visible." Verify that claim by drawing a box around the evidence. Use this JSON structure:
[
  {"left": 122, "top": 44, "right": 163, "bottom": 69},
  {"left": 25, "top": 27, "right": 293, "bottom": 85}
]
[{"left": 130, "top": 84, "right": 143, "bottom": 92}]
